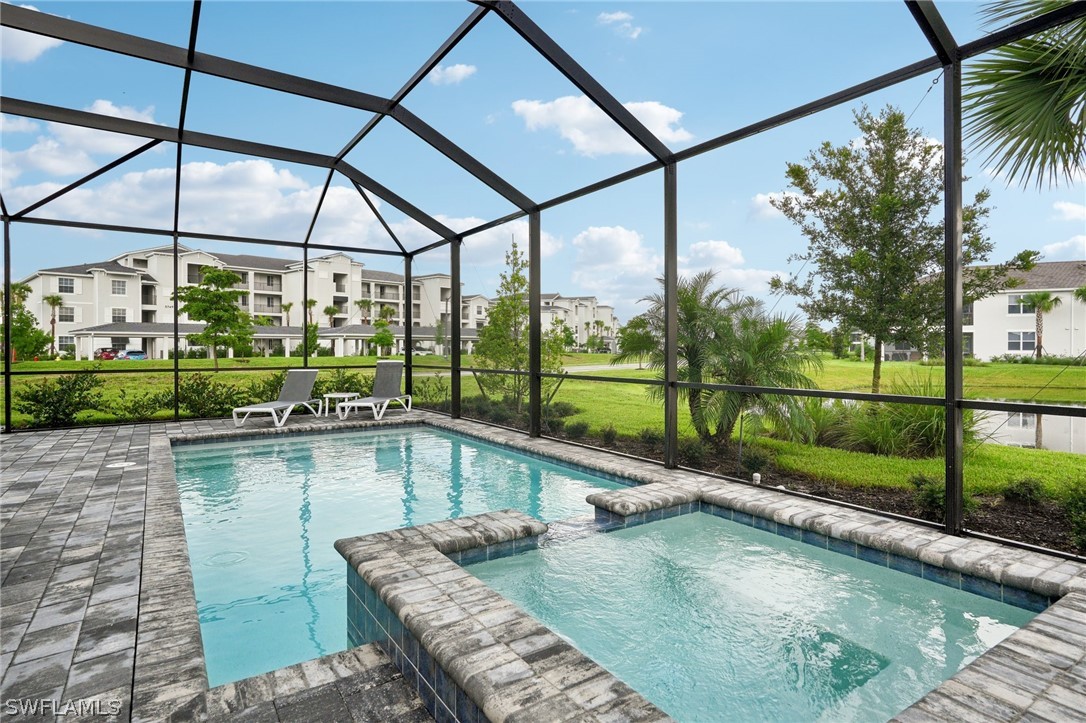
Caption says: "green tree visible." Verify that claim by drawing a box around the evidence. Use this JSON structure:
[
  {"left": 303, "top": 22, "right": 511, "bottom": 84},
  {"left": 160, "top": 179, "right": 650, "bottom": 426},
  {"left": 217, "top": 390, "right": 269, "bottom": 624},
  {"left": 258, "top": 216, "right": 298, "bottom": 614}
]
[
  {"left": 626, "top": 271, "right": 819, "bottom": 445},
  {"left": 770, "top": 104, "right": 1036, "bottom": 392},
  {"left": 42, "top": 293, "right": 64, "bottom": 355},
  {"left": 305, "top": 298, "right": 317, "bottom": 325},
  {"left": 964, "top": 1, "right": 1086, "bottom": 188},
  {"left": 1074, "top": 286, "right": 1086, "bottom": 304},
  {"left": 355, "top": 298, "right": 372, "bottom": 324},
  {"left": 281, "top": 301, "right": 294, "bottom": 326},
  {"left": 371, "top": 319, "right": 394, "bottom": 356},
  {"left": 433, "top": 318, "right": 446, "bottom": 356},
  {"left": 1020, "top": 291, "right": 1063, "bottom": 358},
  {"left": 557, "top": 321, "right": 576, "bottom": 351},
  {"left": 323, "top": 304, "right": 339, "bottom": 327},
  {"left": 473, "top": 239, "right": 565, "bottom": 413},
  {"left": 252, "top": 315, "right": 275, "bottom": 326},
  {"left": 615, "top": 315, "right": 656, "bottom": 369},
  {"left": 379, "top": 304, "right": 396, "bottom": 322},
  {"left": 2, "top": 305, "right": 51, "bottom": 361},
  {"left": 174, "top": 267, "right": 253, "bottom": 370}
]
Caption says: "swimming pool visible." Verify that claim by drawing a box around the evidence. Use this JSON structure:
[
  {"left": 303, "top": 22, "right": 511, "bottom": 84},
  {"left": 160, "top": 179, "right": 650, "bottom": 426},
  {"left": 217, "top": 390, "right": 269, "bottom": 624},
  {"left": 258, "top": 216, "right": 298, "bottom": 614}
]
[
  {"left": 172, "top": 427, "right": 625, "bottom": 685},
  {"left": 468, "top": 512, "right": 1036, "bottom": 722}
]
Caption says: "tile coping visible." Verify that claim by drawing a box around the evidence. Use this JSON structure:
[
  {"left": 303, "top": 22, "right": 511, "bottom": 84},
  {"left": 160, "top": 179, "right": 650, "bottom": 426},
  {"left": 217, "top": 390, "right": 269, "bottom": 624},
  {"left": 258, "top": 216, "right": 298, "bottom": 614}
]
[{"left": 137, "top": 411, "right": 1086, "bottom": 722}]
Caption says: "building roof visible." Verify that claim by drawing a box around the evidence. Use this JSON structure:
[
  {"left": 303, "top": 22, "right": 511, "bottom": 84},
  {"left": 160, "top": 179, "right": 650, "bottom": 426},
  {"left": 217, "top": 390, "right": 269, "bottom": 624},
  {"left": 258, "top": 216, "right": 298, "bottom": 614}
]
[
  {"left": 39, "top": 260, "right": 157, "bottom": 282},
  {"left": 359, "top": 269, "right": 404, "bottom": 282},
  {"left": 1004, "top": 261, "right": 1086, "bottom": 291},
  {"left": 209, "top": 252, "right": 296, "bottom": 271},
  {"left": 71, "top": 322, "right": 204, "bottom": 335}
]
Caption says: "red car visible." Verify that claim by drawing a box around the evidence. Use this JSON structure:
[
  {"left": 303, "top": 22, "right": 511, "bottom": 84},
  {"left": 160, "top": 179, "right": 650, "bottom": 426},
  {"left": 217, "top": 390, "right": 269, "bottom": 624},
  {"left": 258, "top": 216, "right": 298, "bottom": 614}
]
[{"left": 93, "top": 348, "right": 118, "bottom": 360}]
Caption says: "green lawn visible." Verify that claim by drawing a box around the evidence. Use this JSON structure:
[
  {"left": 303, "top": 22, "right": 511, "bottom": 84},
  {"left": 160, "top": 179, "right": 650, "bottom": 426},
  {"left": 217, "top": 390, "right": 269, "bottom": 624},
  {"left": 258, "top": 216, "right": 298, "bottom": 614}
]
[{"left": 4, "top": 355, "right": 1082, "bottom": 503}]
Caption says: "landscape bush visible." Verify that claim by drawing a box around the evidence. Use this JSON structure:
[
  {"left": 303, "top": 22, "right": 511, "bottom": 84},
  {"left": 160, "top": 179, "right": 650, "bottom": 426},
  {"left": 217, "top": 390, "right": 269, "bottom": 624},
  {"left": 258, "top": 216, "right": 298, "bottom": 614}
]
[
  {"left": 1002, "top": 477, "right": 1043, "bottom": 508},
  {"left": 1063, "top": 482, "right": 1086, "bottom": 551},
  {"left": 177, "top": 374, "right": 251, "bottom": 418},
  {"left": 677, "top": 437, "right": 707, "bottom": 466},
  {"left": 101, "top": 389, "right": 172, "bottom": 423},
  {"left": 989, "top": 354, "right": 1084, "bottom": 367},
  {"left": 13, "top": 370, "right": 104, "bottom": 427},
  {"left": 910, "top": 473, "right": 976, "bottom": 519},
  {"left": 639, "top": 427, "right": 663, "bottom": 445},
  {"left": 599, "top": 424, "right": 617, "bottom": 445},
  {"left": 565, "top": 420, "right": 589, "bottom": 439}
]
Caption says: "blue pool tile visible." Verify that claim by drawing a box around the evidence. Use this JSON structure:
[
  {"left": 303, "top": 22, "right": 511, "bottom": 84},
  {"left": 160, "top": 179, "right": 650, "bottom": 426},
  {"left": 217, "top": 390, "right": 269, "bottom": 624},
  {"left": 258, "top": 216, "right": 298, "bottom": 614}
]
[
  {"left": 445, "top": 550, "right": 462, "bottom": 565},
  {"left": 435, "top": 664, "right": 452, "bottom": 707},
  {"left": 419, "top": 679, "right": 438, "bottom": 720},
  {"left": 488, "top": 540, "right": 516, "bottom": 561},
  {"left": 857, "top": 545, "right": 888, "bottom": 567},
  {"left": 733, "top": 511, "right": 754, "bottom": 527},
  {"left": 752, "top": 516, "right": 775, "bottom": 534},
  {"left": 435, "top": 698, "right": 456, "bottom": 723},
  {"left": 419, "top": 648, "right": 435, "bottom": 684},
  {"left": 888, "top": 553, "right": 922, "bottom": 577},
  {"left": 460, "top": 547, "right": 487, "bottom": 566},
  {"left": 1002, "top": 585, "right": 1049, "bottom": 613},
  {"left": 514, "top": 536, "right": 539, "bottom": 553},
  {"left": 801, "top": 529, "right": 828, "bottom": 548},
  {"left": 922, "top": 564, "right": 961, "bottom": 589},
  {"left": 961, "top": 574, "right": 1002, "bottom": 602},
  {"left": 660, "top": 505, "right": 679, "bottom": 520},
  {"left": 403, "top": 628, "right": 419, "bottom": 667},
  {"left": 776, "top": 524, "right": 802, "bottom": 541},
  {"left": 827, "top": 537, "right": 856, "bottom": 557},
  {"left": 646, "top": 507, "right": 663, "bottom": 523}
]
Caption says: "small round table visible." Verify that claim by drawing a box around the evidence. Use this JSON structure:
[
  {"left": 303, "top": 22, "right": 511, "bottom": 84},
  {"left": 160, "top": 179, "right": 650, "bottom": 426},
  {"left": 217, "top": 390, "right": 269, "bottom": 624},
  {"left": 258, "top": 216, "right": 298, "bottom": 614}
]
[{"left": 322, "top": 392, "right": 360, "bottom": 417}]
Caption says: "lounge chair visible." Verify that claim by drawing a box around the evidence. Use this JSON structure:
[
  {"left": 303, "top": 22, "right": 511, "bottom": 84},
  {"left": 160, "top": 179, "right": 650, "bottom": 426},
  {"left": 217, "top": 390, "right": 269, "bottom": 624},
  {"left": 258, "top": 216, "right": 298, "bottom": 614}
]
[
  {"left": 336, "top": 360, "right": 412, "bottom": 420},
  {"left": 232, "top": 369, "right": 321, "bottom": 427}
]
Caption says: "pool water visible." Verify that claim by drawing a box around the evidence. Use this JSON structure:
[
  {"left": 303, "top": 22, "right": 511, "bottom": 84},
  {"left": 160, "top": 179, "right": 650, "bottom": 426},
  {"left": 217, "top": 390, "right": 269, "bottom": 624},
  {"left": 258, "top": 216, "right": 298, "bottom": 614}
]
[
  {"left": 172, "top": 427, "right": 624, "bottom": 685},
  {"left": 469, "top": 512, "right": 1035, "bottom": 723}
]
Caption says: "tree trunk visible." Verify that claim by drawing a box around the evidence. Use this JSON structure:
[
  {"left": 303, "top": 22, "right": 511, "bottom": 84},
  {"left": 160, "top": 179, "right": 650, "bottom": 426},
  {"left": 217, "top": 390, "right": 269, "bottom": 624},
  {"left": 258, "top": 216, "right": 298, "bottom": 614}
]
[
  {"left": 688, "top": 389, "right": 709, "bottom": 441},
  {"left": 1035, "top": 308, "right": 1043, "bottom": 359},
  {"left": 1034, "top": 413, "right": 1043, "bottom": 449},
  {"left": 50, "top": 315, "right": 56, "bottom": 356},
  {"left": 211, "top": 341, "right": 219, "bottom": 371},
  {"left": 871, "top": 337, "right": 883, "bottom": 393}
]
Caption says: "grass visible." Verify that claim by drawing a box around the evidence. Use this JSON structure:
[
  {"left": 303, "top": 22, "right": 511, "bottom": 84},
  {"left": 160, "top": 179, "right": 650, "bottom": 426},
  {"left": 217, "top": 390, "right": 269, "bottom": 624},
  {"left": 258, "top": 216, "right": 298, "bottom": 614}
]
[{"left": 4, "top": 355, "right": 1082, "bottom": 505}]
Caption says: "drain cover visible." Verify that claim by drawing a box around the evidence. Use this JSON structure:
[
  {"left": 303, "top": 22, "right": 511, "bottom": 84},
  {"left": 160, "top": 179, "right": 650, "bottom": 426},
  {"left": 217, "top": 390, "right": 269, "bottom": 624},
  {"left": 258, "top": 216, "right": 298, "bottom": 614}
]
[{"left": 105, "top": 461, "right": 137, "bottom": 469}]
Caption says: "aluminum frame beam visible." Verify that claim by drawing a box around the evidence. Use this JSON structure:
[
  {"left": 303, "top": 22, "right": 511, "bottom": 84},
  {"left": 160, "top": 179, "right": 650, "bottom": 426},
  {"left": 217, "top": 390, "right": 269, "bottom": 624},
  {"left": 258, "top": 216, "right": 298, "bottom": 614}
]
[
  {"left": 906, "top": 1, "right": 959, "bottom": 64},
  {"left": 476, "top": 0, "right": 671, "bottom": 163},
  {"left": 943, "top": 59, "right": 965, "bottom": 536},
  {"left": 528, "top": 210, "right": 542, "bottom": 437}
]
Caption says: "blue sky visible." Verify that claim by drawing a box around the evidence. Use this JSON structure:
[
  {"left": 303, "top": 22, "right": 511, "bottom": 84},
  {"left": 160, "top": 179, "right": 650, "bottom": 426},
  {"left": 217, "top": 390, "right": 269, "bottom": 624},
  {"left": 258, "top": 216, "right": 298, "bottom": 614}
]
[{"left": 2, "top": 1, "right": 1083, "bottom": 322}]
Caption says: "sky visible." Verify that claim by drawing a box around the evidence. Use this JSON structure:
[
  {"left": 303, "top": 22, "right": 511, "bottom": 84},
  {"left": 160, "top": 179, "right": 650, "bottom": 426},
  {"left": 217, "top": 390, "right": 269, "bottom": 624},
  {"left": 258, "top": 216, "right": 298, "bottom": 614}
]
[{"left": 2, "top": 0, "right": 1084, "bottom": 324}]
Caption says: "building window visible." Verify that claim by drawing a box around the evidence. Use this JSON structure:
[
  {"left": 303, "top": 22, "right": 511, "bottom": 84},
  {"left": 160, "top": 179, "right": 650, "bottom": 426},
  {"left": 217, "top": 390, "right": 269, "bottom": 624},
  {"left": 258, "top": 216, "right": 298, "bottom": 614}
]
[
  {"left": 112, "top": 308, "right": 127, "bottom": 323},
  {"left": 1008, "top": 331, "right": 1036, "bottom": 351},
  {"left": 1007, "top": 294, "right": 1035, "bottom": 314},
  {"left": 112, "top": 280, "right": 127, "bottom": 295},
  {"left": 962, "top": 302, "right": 974, "bottom": 326},
  {"left": 110, "top": 337, "right": 129, "bottom": 348},
  {"left": 132, "top": 258, "right": 148, "bottom": 268},
  {"left": 186, "top": 264, "right": 205, "bottom": 284},
  {"left": 58, "top": 277, "right": 74, "bottom": 293},
  {"left": 476, "top": 305, "right": 483, "bottom": 315},
  {"left": 1007, "top": 412, "right": 1036, "bottom": 430},
  {"left": 58, "top": 306, "right": 75, "bottom": 323},
  {"left": 57, "top": 336, "right": 75, "bottom": 352}
]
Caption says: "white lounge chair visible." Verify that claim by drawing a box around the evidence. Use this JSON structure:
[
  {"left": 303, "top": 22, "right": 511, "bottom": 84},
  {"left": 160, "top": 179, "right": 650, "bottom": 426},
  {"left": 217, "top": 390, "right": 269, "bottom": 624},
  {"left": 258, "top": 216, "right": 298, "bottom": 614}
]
[
  {"left": 232, "top": 369, "right": 321, "bottom": 428},
  {"left": 336, "top": 360, "right": 412, "bottom": 421}
]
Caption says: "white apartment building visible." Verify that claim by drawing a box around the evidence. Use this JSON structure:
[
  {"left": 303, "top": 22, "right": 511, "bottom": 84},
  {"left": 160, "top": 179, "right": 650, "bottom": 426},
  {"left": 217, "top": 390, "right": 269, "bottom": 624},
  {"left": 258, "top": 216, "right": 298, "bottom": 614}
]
[
  {"left": 21, "top": 245, "right": 620, "bottom": 358},
  {"left": 965, "top": 260, "right": 1085, "bottom": 360}
]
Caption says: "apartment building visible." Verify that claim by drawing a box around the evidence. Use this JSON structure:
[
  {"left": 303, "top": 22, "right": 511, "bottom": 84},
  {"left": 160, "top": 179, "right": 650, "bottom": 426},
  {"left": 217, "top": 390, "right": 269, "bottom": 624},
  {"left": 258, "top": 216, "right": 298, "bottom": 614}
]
[{"left": 21, "top": 245, "right": 620, "bottom": 358}]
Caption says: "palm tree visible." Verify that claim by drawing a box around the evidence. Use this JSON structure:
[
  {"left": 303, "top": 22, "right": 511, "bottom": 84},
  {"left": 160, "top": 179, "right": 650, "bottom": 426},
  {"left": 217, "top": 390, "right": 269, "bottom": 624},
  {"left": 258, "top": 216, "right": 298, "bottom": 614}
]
[
  {"left": 42, "top": 294, "right": 64, "bottom": 355},
  {"left": 1075, "top": 286, "right": 1086, "bottom": 304},
  {"left": 355, "top": 298, "right": 372, "bottom": 324},
  {"left": 964, "top": 1, "right": 1086, "bottom": 188},
  {"left": 305, "top": 298, "right": 317, "bottom": 325},
  {"left": 1, "top": 281, "right": 33, "bottom": 308},
  {"left": 379, "top": 304, "right": 396, "bottom": 323},
  {"left": 323, "top": 304, "right": 339, "bottom": 328},
  {"left": 1021, "top": 291, "right": 1062, "bottom": 358},
  {"left": 281, "top": 301, "right": 294, "bottom": 326}
]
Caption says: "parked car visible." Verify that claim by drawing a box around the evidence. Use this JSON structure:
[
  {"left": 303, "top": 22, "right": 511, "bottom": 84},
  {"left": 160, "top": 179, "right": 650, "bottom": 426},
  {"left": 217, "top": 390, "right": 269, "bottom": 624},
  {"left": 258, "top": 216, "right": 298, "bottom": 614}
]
[
  {"left": 93, "top": 348, "right": 118, "bottom": 360},
  {"left": 117, "top": 350, "right": 147, "bottom": 360}
]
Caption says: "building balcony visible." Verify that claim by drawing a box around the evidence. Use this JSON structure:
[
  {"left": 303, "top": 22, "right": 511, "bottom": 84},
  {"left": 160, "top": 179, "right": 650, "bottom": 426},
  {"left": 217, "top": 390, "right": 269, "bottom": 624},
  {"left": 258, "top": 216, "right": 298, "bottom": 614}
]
[
  {"left": 254, "top": 281, "right": 282, "bottom": 292},
  {"left": 253, "top": 303, "right": 281, "bottom": 313},
  {"left": 376, "top": 293, "right": 400, "bottom": 301},
  {"left": 141, "top": 295, "right": 156, "bottom": 306},
  {"left": 335, "top": 284, "right": 348, "bottom": 294}
]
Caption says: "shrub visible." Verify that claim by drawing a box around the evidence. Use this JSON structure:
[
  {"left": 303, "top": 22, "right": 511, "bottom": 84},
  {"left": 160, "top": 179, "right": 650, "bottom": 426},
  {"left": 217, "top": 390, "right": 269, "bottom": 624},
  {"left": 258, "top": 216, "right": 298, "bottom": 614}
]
[
  {"left": 313, "top": 369, "right": 373, "bottom": 399},
  {"left": 1063, "top": 483, "right": 1086, "bottom": 552},
  {"left": 639, "top": 427, "right": 663, "bottom": 445},
  {"left": 565, "top": 420, "right": 589, "bottom": 439},
  {"left": 270, "top": 342, "right": 286, "bottom": 357},
  {"left": 839, "top": 373, "right": 979, "bottom": 458},
  {"left": 678, "top": 437, "right": 707, "bottom": 467},
  {"left": 910, "top": 473, "right": 976, "bottom": 519},
  {"left": 799, "top": 397, "right": 849, "bottom": 446},
  {"left": 740, "top": 446, "right": 772, "bottom": 476},
  {"left": 599, "top": 424, "right": 617, "bottom": 445},
  {"left": 1003, "top": 477, "right": 1043, "bottom": 507},
  {"left": 315, "top": 345, "right": 335, "bottom": 357},
  {"left": 177, "top": 374, "right": 250, "bottom": 418},
  {"left": 101, "top": 389, "right": 171, "bottom": 423},
  {"left": 413, "top": 376, "right": 450, "bottom": 406},
  {"left": 489, "top": 405, "right": 512, "bottom": 424},
  {"left": 989, "top": 354, "right": 1084, "bottom": 367},
  {"left": 13, "top": 370, "right": 104, "bottom": 427},
  {"left": 244, "top": 371, "right": 288, "bottom": 405},
  {"left": 546, "top": 401, "right": 580, "bottom": 418}
]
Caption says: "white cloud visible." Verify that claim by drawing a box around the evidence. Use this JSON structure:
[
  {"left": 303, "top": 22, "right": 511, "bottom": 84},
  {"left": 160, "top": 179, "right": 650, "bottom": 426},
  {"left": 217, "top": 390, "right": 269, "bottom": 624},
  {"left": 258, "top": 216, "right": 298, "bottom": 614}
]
[
  {"left": 0, "top": 116, "right": 39, "bottom": 133},
  {"left": 2, "top": 100, "right": 162, "bottom": 186},
  {"left": 414, "top": 217, "right": 562, "bottom": 267},
  {"left": 680, "top": 239, "right": 776, "bottom": 293},
  {"left": 0, "top": 6, "right": 63, "bottom": 62},
  {"left": 1053, "top": 201, "right": 1086, "bottom": 222},
  {"left": 512, "top": 95, "right": 692, "bottom": 157},
  {"left": 1041, "top": 234, "right": 1086, "bottom": 260},
  {"left": 684, "top": 240, "right": 745, "bottom": 267},
  {"left": 427, "top": 63, "right": 477, "bottom": 86},
  {"left": 749, "top": 192, "right": 799, "bottom": 220},
  {"left": 570, "top": 225, "right": 661, "bottom": 310},
  {"left": 596, "top": 10, "right": 642, "bottom": 39}
]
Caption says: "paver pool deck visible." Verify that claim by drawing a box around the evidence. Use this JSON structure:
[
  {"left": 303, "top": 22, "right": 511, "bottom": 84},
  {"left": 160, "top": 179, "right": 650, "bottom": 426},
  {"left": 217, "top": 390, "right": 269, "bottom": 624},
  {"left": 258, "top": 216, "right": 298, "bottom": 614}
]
[{"left": 1, "top": 410, "right": 1085, "bottom": 722}]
